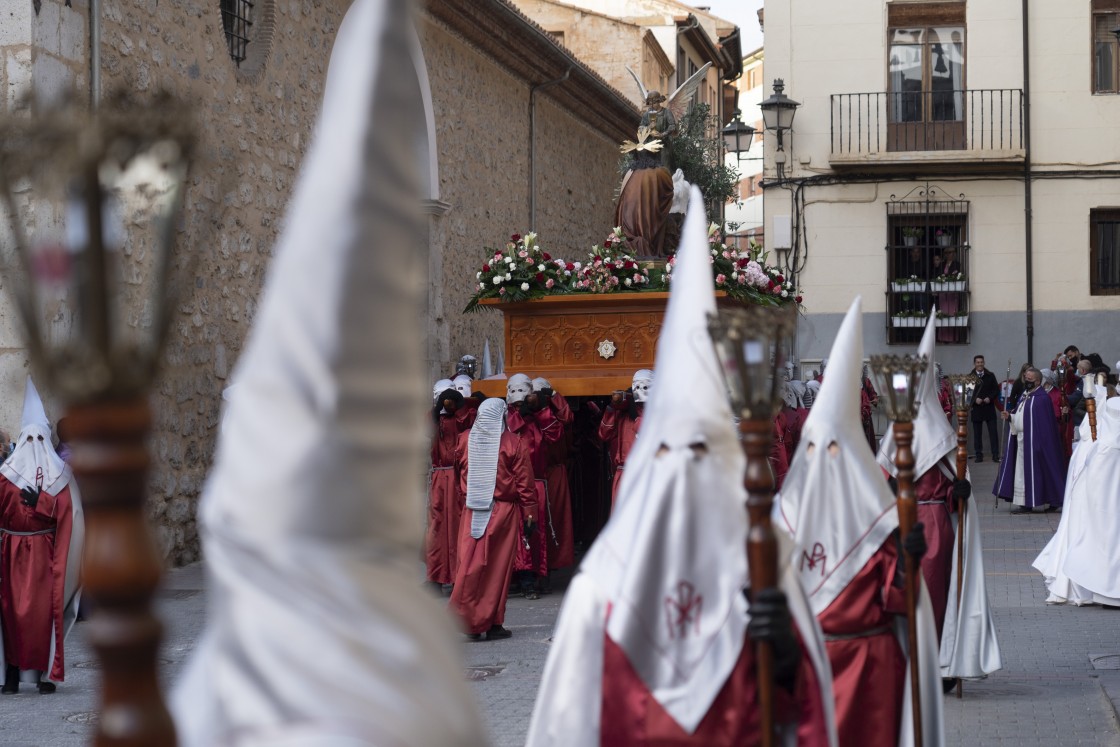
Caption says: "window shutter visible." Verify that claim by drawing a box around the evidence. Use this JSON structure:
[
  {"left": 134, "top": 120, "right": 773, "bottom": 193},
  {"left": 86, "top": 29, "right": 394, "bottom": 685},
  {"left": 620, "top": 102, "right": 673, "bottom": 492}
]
[{"left": 887, "top": 2, "right": 966, "bottom": 28}]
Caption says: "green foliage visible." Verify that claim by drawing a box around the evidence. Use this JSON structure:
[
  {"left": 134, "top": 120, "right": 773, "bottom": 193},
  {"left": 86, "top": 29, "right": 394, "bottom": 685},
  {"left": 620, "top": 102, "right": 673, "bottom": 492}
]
[{"left": 669, "top": 103, "right": 741, "bottom": 214}]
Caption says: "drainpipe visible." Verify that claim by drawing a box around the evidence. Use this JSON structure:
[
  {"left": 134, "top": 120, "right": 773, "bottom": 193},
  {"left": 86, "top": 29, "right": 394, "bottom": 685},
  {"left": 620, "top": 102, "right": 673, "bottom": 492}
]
[
  {"left": 90, "top": 0, "right": 101, "bottom": 108},
  {"left": 528, "top": 66, "right": 572, "bottom": 232},
  {"left": 1022, "top": 0, "right": 1033, "bottom": 362}
]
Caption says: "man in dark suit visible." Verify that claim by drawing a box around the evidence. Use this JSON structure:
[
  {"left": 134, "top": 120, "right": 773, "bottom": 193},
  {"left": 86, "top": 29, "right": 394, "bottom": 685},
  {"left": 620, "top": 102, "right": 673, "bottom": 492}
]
[{"left": 970, "top": 355, "right": 1001, "bottom": 462}]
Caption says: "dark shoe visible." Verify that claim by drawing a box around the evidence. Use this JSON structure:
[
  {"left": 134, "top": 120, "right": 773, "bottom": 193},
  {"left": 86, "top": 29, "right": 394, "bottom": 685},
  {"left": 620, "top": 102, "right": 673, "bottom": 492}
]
[
  {"left": 37, "top": 681, "right": 55, "bottom": 695},
  {"left": 993, "top": 455, "right": 1000, "bottom": 463},
  {"left": 465, "top": 632, "right": 483, "bottom": 641},
  {"left": 539, "top": 578, "right": 553, "bottom": 596},
  {"left": 523, "top": 590, "right": 540, "bottom": 601},
  {"left": 1009, "top": 507, "right": 1031, "bottom": 515},
  {"left": 1044, "top": 504, "right": 1059, "bottom": 513},
  {"left": 942, "top": 678, "right": 959, "bottom": 695},
  {"left": 2, "top": 665, "right": 18, "bottom": 695},
  {"left": 975, "top": 456, "right": 984, "bottom": 463},
  {"left": 486, "top": 625, "right": 512, "bottom": 640}
]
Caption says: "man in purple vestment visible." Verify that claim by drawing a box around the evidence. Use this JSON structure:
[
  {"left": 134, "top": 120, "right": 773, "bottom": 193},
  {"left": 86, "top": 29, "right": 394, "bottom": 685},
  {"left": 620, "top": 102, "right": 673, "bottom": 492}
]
[{"left": 993, "top": 367, "right": 1066, "bottom": 513}]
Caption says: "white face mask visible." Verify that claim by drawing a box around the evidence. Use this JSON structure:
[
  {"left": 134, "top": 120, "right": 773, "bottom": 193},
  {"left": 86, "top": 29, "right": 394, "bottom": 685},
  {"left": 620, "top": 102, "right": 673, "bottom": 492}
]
[
  {"left": 452, "top": 375, "right": 472, "bottom": 398},
  {"left": 632, "top": 370, "right": 653, "bottom": 403},
  {"left": 532, "top": 377, "right": 552, "bottom": 393},
  {"left": 432, "top": 378, "right": 453, "bottom": 405},
  {"left": 506, "top": 374, "right": 531, "bottom": 404}
]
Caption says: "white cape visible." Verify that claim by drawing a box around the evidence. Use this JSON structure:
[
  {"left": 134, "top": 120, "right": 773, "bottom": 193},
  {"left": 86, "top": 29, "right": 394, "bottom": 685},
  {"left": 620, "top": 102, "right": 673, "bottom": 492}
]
[
  {"left": 899, "top": 584, "right": 947, "bottom": 747},
  {"left": 939, "top": 461, "right": 1002, "bottom": 678}
]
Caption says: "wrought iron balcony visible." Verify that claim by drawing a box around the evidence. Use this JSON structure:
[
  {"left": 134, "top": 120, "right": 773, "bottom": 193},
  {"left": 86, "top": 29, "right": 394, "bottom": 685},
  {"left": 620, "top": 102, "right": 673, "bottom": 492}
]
[{"left": 830, "top": 89, "right": 1024, "bottom": 167}]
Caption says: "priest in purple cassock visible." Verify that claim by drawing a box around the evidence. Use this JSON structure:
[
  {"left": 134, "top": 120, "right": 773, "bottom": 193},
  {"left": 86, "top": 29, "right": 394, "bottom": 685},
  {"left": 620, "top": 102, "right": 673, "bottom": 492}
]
[{"left": 993, "top": 366, "right": 1066, "bottom": 513}]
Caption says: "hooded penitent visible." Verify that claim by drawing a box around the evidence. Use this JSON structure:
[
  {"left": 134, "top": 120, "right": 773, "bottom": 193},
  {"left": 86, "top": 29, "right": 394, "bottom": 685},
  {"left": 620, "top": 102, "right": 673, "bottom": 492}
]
[
  {"left": 431, "top": 378, "right": 453, "bottom": 405},
  {"left": 452, "top": 374, "right": 473, "bottom": 398},
  {"left": 169, "top": 1, "right": 486, "bottom": 743},
  {"left": 776, "top": 297, "right": 945, "bottom": 747},
  {"left": 507, "top": 373, "right": 532, "bottom": 404},
  {"left": 630, "top": 369, "right": 653, "bottom": 403},
  {"left": 0, "top": 376, "right": 84, "bottom": 685},
  {"left": 526, "top": 188, "right": 836, "bottom": 746},
  {"left": 465, "top": 399, "right": 506, "bottom": 538}
]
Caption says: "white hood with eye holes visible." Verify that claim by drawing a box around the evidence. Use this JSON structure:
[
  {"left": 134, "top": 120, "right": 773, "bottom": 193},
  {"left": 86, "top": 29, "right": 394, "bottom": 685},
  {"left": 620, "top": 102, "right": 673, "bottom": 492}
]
[{"left": 1, "top": 378, "right": 70, "bottom": 496}]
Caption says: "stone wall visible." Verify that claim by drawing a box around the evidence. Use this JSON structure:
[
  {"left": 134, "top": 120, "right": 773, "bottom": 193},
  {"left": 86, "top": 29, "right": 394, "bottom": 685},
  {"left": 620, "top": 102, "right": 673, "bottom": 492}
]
[{"left": 419, "top": 13, "right": 623, "bottom": 381}]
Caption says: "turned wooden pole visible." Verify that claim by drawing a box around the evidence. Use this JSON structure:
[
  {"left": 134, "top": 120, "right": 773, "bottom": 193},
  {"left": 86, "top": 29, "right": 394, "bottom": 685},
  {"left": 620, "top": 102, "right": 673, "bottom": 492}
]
[
  {"left": 739, "top": 417, "right": 779, "bottom": 747},
  {"left": 66, "top": 398, "right": 175, "bottom": 747},
  {"left": 953, "top": 402, "right": 968, "bottom": 700},
  {"left": 1087, "top": 396, "right": 1098, "bottom": 442},
  {"left": 892, "top": 420, "right": 924, "bottom": 747}
]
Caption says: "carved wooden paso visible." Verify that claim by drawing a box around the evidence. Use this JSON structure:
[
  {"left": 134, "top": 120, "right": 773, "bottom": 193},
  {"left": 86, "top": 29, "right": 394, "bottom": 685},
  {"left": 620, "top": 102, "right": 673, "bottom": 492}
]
[
  {"left": 892, "top": 420, "right": 924, "bottom": 747},
  {"left": 66, "top": 398, "right": 175, "bottom": 746},
  {"left": 739, "top": 417, "right": 779, "bottom": 747}
]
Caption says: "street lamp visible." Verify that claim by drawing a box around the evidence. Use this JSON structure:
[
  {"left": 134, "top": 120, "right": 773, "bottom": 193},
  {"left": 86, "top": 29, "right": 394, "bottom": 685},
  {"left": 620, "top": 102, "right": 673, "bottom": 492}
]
[
  {"left": 759, "top": 79, "right": 801, "bottom": 152},
  {"left": 868, "top": 353, "right": 929, "bottom": 747},
  {"left": 708, "top": 303, "right": 796, "bottom": 747},
  {"left": 722, "top": 109, "right": 757, "bottom": 162},
  {"left": 0, "top": 91, "right": 194, "bottom": 746}
]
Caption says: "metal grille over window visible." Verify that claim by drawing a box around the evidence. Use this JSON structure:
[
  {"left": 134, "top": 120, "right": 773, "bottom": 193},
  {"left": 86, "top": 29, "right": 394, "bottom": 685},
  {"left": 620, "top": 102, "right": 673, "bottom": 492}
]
[
  {"left": 220, "top": 0, "right": 254, "bottom": 66},
  {"left": 1090, "top": 209, "right": 1120, "bottom": 295},
  {"left": 886, "top": 185, "right": 971, "bottom": 345}
]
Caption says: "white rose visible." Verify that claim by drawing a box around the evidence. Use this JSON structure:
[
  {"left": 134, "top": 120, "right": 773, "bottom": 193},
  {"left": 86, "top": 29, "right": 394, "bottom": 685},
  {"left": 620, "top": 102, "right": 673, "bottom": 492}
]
[
  {"left": 624, "top": 278, "right": 632, "bottom": 287},
  {"left": 505, "top": 273, "right": 512, "bottom": 281},
  {"left": 476, "top": 271, "right": 482, "bottom": 279},
  {"left": 538, "top": 264, "right": 545, "bottom": 272},
  {"left": 504, "top": 256, "right": 513, "bottom": 264},
  {"left": 479, "top": 282, "right": 485, "bottom": 290},
  {"left": 520, "top": 282, "right": 530, "bottom": 291},
  {"left": 781, "top": 290, "right": 789, "bottom": 298},
  {"left": 492, "top": 277, "right": 502, "bottom": 285}
]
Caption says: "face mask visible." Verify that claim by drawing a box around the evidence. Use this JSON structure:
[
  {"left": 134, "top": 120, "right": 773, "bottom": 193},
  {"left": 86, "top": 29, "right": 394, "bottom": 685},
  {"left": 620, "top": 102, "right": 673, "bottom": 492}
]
[{"left": 506, "top": 374, "right": 531, "bottom": 404}]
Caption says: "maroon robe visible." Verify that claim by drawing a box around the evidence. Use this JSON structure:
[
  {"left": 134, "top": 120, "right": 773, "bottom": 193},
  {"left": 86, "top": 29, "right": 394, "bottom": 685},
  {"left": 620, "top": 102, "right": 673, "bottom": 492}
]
[
  {"left": 818, "top": 540, "right": 907, "bottom": 747},
  {"left": 425, "top": 406, "right": 476, "bottom": 584},
  {"left": 1046, "top": 387, "right": 1073, "bottom": 465},
  {"left": 915, "top": 467, "right": 955, "bottom": 640},
  {"left": 508, "top": 405, "right": 562, "bottom": 577},
  {"left": 938, "top": 378, "right": 954, "bottom": 421},
  {"left": 0, "top": 480, "right": 77, "bottom": 681},
  {"left": 599, "top": 624, "right": 831, "bottom": 746},
  {"left": 544, "top": 394, "right": 575, "bottom": 570},
  {"left": 598, "top": 404, "right": 643, "bottom": 506},
  {"left": 448, "top": 431, "right": 536, "bottom": 635},
  {"left": 771, "top": 416, "right": 791, "bottom": 491},
  {"left": 860, "top": 387, "right": 876, "bottom": 451}
]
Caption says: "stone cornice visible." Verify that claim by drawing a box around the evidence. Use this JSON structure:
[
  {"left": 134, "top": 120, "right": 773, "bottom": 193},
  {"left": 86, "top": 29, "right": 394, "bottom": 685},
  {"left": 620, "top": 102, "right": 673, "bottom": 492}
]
[{"left": 422, "top": 0, "right": 640, "bottom": 143}]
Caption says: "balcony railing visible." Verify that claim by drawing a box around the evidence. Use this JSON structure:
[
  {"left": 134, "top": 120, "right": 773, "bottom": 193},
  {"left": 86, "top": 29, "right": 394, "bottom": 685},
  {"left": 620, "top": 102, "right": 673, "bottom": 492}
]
[{"left": 830, "top": 89, "right": 1024, "bottom": 161}]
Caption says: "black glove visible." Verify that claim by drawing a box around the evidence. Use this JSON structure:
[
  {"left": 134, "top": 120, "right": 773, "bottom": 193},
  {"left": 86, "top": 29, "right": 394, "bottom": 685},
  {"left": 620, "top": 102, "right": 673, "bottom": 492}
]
[
  {"left": 472, "top": 391, "right": 486, "bottom": 401},
  {"left": 952, "top": 479, "right": 972, "bottom": 502},
  {"left": 19, "top": 486, "right": 40, "bottom": 510},
  {"left": 903, "top": 521, "right": 927, "bottom": 562},
  {"left": 538, "top": 387, "right": 554, "bottom": 398},
  {"left": 745, "top": 587, "right": 802, "bottom": 692}
]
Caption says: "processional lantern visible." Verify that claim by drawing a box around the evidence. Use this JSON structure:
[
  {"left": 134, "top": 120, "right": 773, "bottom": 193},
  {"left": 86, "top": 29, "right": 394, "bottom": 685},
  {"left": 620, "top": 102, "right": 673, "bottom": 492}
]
[
  {"left": 868, "top": 353, "right": 929, "bottom": 747},
  {"left": 0, "top": 91, "right": 195, "bottom": 746},
  {"left": 708, "top": 303, "right": 796, "bottom": 747}
]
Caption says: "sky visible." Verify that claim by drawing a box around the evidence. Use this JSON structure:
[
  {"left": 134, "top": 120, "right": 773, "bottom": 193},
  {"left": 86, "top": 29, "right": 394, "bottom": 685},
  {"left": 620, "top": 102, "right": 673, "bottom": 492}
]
[{"left": 688, "top": 0, "right": 765, "bottom": 53}]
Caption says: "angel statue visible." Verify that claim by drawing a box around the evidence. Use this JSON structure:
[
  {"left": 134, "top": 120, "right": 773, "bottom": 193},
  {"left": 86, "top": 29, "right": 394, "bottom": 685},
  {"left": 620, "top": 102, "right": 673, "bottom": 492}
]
[{"left": 616, "top": 62, "right": 711, "bottom": 257}]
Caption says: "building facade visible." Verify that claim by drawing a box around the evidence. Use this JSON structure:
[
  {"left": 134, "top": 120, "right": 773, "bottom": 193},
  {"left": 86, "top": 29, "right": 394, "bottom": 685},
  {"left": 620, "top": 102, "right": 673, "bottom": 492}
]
[
  {"left": 0, "top": 0, "right": 635, "bottom": 564},
  {"left": 725, "top": 47, "right": 765, "bottom": 248},
  {"left": 763, "top": 0, "right": 1120, "bottom": 375}
]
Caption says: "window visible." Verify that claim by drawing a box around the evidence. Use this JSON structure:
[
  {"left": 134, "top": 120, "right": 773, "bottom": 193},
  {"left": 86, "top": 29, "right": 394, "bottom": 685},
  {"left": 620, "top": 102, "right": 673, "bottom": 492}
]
[
  {"left": 886, "top": 194, "right": 970, "bottom": 345},
  {"left": 1090, "top": 209, "right": 1120, "bottom": 295},
  {"left": 887, "top": 3, "right": 966, "bottom": 151},
  {"left": 1093, "top": 7, "right": 1120, "bottom": 93},
  {"left": 220, "top": 0, "right": 253, "bottom": 66}
]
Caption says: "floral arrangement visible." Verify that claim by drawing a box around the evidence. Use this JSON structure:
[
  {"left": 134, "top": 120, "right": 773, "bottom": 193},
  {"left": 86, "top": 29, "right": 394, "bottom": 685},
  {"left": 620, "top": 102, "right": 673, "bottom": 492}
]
[
  {"left": 464, "top": 232, "right": 574, "bottom": 312},
  {"left": 893, "top": 274, "right": 922, "bottom": 284},
  {"left": 664, "top": 224, "right": 801, "bottom": 306},
  {"left": 892, "top": 309, "right": 928, "bottom": 318},
  {"left": 571, "top": 227, "right": 651, "bottom": 293},
  {"left": 932, "top": 271, "right": 965, "bottom": 283}
]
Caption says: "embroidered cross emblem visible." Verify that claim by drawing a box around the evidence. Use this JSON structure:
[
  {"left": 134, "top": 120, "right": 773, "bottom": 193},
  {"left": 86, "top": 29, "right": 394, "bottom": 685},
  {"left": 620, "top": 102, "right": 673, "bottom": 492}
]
[
  {"left": 664, "top": 581, "right": 703, "bottom": 640},
  {"left": 799, "top": 542, "right": 827, "bottom": 576}
]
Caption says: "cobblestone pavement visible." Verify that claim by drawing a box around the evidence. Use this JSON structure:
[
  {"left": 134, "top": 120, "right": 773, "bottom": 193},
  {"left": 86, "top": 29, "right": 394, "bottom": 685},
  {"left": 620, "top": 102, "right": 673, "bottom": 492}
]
[{"left": 2, "top": 460, "right": 1118, "bottom": 745}]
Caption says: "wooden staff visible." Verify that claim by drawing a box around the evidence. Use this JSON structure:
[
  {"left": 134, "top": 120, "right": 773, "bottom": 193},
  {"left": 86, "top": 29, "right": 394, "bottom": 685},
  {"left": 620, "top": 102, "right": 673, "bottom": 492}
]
[
  {"left": 892, "top": 420, "right": 924, "bottom": 747},
  {"left": 67, "top": 398, "right": 176, "bottom": 746},
  {"left": 1087, "top": 395, "right": 1098, "bottom": 442},
  {"left": 953, "top": 396, "right": 968, "bottom": 700},
  {"left": 740, "top": 417, "right": 779, "bottom": 747}
]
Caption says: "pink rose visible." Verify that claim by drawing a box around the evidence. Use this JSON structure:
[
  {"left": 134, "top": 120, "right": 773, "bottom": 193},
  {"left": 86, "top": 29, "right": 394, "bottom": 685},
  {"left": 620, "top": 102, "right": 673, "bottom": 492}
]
[{"left": 716, "top": 273, "right": 727, "bottom": 284}]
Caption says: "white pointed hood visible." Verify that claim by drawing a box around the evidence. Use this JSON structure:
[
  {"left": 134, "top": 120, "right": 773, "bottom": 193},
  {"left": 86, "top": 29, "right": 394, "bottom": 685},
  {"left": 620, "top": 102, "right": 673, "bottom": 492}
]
[
  {"left": 171, "top": 0, "right": 486, "bottom": 744},
  {"left": 877, "top": 310, "right": 957, "bottom": 480},
  {"left": 575, "top": 187, "right": 749, "bottom": 733},
  {"left": 1, "top": 376, "right": 69, "bottom": 495},
  {"left": 776, "top": 297, "right": 900, "bottom": 615}
]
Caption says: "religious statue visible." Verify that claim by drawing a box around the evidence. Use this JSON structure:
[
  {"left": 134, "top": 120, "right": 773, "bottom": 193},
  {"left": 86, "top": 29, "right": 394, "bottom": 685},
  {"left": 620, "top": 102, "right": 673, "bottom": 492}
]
[{"left": 616, "top": 62, "right": 711, "bottom": 258}]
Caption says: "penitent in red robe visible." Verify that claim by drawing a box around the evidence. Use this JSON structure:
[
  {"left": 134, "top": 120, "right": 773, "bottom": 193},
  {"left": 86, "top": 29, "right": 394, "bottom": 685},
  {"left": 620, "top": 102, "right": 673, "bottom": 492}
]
[
  {"left": 448, "top": 431, "right": 536, "bottom": 635},
  {"left": 915, "top": 467, "right": 956, "bottom": 640},
  {"left": 509, "top": 405, "right": 562, "bottom": 578},
  {"left": 1046, "top": 387, "right": 1073, "bottom": 466},
  {"left": 771, "top": 417, "right": 791, "bottom": 491},
  {"left": 598, "top": 404, "right": 643, "bottom": 506},
  {"left": 425, "top": 405, "right": 476, "bottom": 585},
  {"left": 599, "top": 625, "right": 831, "bottom": 746},
  {"left": 0, "top": 480, "right": 77, "bottom": 681},
  {"left": 543, "top": 394, "right": 575, "bottom": 571},
  {"left": 818, "top": 540, "right": 907, "bottom": 747}
]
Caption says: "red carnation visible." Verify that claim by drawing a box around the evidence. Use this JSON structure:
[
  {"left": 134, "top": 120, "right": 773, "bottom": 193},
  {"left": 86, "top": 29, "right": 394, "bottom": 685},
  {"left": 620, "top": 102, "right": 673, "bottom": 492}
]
[
  {"left": 767, "top": 280, "right": 775, "bottom": 289},
  {"left": 566, "top": 262, "right": 576, "bottom": 271},
  {"left": 511, "top": 233, "right": 522, "bottom": 242},
  {"left": 482, "top": 263, "right": 491, "bottom": 272},
  {"left": 542, "top": 252, "right": 551, "bottom": 261},
  {"left": 536, "top": 273, "right": 545, "bottom": 282},
  {"left": 776, "top": 274, "right": 785, "bottom": 283},
  {"left": 594, "top": 255, "right": 603, "bottom": 263},
  {"left": 795, "top": 295, "right": 803, "bottom": 304},
  {"left": 624, "top": 260, "right": 635, "bottom": 270}
]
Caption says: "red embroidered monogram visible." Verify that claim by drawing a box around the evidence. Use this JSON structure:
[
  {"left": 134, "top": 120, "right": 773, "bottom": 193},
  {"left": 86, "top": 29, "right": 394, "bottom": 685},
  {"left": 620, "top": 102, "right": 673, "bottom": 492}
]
[{"left": 664, "top": 581, "right": 703, "bottom": 639}]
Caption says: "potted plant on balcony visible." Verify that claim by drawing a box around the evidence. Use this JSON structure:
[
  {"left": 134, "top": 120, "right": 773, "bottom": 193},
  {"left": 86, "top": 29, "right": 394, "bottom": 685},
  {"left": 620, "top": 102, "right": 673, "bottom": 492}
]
[
  {"left": 930, "top": 271, "right": 966, "bottom": 292},
  {"left": 901, "top": 226, "right": 922, "bottom": 247},
  {"left": 891, "top": 274, "right": 926, "bottom": 293},
  {"left": 935, "top": 228, "right": 953, "bottom": 247},
  {"left": 935, "top": 310, "right": 969, "bottom": 327}
]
